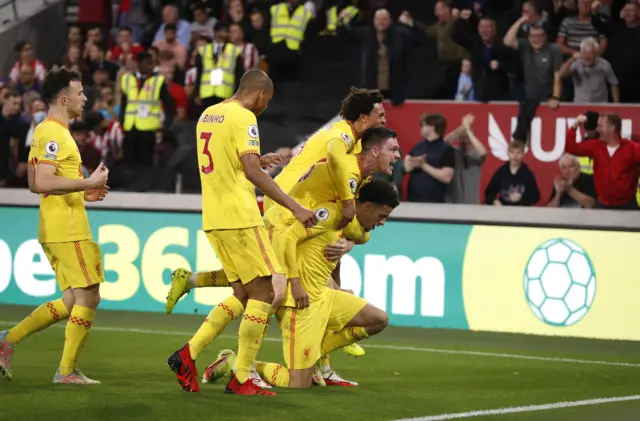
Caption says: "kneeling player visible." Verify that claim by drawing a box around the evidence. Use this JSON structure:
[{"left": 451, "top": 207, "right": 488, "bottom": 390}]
[{"left": 205, "top": 179, "right": 398, "bottom": 388}]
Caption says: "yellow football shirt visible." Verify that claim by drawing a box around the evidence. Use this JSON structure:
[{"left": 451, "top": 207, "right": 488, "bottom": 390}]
[
  {"left": 267, "top": 119, "right": 359, "bottom": 207},
  {"left": 28, "top": 118, "right": 91, "bottom": 243},
  {"left": 197, "top": 99, "right": 264, "bottom": 230},
  {"left": 270, "top": 202, "right": 369, "bottom": 307}
]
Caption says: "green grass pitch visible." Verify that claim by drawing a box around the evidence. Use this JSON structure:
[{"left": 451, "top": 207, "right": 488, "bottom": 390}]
[{"left": 0, "top": 304, "right": 639, "bottom": 421}]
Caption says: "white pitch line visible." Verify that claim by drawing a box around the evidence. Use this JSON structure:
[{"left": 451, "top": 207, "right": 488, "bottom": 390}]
[
  {"left": 1, "top": 320, "right": 639, "bottom": 368},
  {"left": 391, "top": 395, "right": 640, "bottom": 421}
]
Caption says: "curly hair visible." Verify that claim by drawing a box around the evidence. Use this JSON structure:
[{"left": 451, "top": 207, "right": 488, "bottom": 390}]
[
  {"left": 41, "top": 67, "right": 82, "bottom": 105},
  {"left": 339, "top": 87, "right": 384, "bottom": 122}
]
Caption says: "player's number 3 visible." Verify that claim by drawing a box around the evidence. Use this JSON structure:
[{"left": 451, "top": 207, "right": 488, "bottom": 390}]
[{"left": 200, "top": 132, "right": 214, "bottom": 174}]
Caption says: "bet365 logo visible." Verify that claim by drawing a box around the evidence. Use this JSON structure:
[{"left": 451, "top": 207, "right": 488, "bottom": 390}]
[{"left": 523, "top": 239, "right": 596, "bottom": 327}]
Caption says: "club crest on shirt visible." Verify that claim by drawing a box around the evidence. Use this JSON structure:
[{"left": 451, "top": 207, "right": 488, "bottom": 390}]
[
  {"left": 349, "top": 178, "right": 357, "bottom": 193},
  {"left": 341, "top": 133, "right": 352, "bottom": 147},
  {"left": 315, "top": 208, "right": 329, "bottom": 221},
  {"left": 248, "top": 124, "right": 259, "bottom": 138},
  {"left": 45, "top": 141, "right": 59, "bottom": 157}
]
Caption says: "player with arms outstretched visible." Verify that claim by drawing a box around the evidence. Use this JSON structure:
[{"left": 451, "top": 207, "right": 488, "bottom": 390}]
[
  {"left": 0, "top": 68, "right": 109, "bottom": 384},
  {"left": 167, "top": 69, "right": 317, "bottom": 396}
]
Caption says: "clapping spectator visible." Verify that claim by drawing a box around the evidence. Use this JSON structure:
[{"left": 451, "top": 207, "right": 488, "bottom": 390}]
[
  {"left": 484, "top": 140, "right": 540, "bottom": 206},
  {"left": 190, "top": 4, "right": 218, "bottom": 42},
  {"left": 153, "top": 5, "right": 192, "bottom": 49},
  {"left": 154, "top": 24, "right": 189, "bottom": 70},
  {"left": 451, "top": 11, "right": 513, "bottom": 101},
  {"left": 566, "top": 113, "right": 640, "bottom": 209},
  {"left": 8, "top": 41, "right": 46, "bottom": 86},
  {"left": 444, "top": 114, "right": 487, "bottom": 204},
  {"left": 84, "top": 25, "right": 109, "bottom": 60},
  {"left": 455, "top": 59, "right": 474, "bottom": 100},
  {"left": 404, "top": 113, "right": 456, "bottom": 203},
  {"left": 547, "top": 153, "right": 597, "bottom": 208},
  {"left": 504, "top": 19, "right": 563, "bottom": 143},
  {"left": 107, "top": 27, "right": 144, "bottom": 66},
  {"left": 555, "top": 37, "right": 619, "bottom": 103}
]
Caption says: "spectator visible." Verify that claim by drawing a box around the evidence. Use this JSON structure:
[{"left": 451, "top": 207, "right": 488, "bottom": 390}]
[
  {"left": 547, "top": 153, "right": 597, "bottom": 208},
  {"left": 484, "top": 140, "right": 540, "bottom": 206},
  {"left": 153, "top": 5, "right": 192, "bottom": 49},
  {"left": 119, "top": 52, "right": 175, "bottom": 167},
  {"left": 71, "top": 120, "right": 102, "bottom": 176},
  {"left": 404, "top": 113, "right": 456, "bottom": 203},
  {"left": 107, "top": 27, "right": 145, "bottom": 66},
  {"left": 15, "top": 65, "right": 41, "bottom": 95},
  {"left": 88, "top": 44, "right": 120, "bottom": 81},
  {"left": 225, "top": 0, "right": 252, "bottom": 39},
  {"left": 519, "top": 1, "right": 550, "bottom": 38},
  {"left": 343, "top": 9, "right": 413, "bottom": 105},
  {"left": 78, "top": 0, "right": 113, "bottom": 40},
  {"left": 158, "top": 50, "right": 186, "bottom": 87},
  {"left": 154, "top": 24, "right": 189, "bottom": 70},
  {"left": 116, "top": 0, "right": 146, "bottom": 44},
  {"left": 84, "top": 24, "right": 109, "bottom": 59},
  {"left": 190, "top": 4, "right": 218, "bottom": 41},
  {"left": 592, "top": 0, "right": 640, "bottom": 103},
  {"left": 577, "top": 110, "right": 599, "bottom": 174},
  {"left": 323, "top": 0, "right": 361, "bottom": 34},
  {"left": 250, "top": 9, "right": 271, "bottom": 67},
  {"left": 18, "top": 99, "right": 47, "bottom": 184},
  {"left": 557, "top": 0, "right": 605, "bottom": 56},
  {"left": 22, "top": 91, "right": 43, "bottom": 118},
  {"left": 96, "top": 84, "right": 120, "bottom": 121},
  {"left": 444, "top": 114, "right": 487, "bottom": 204},
  {"left": 504, "top": 20, "right": 563, "bottom": 143},
  {"left": 566, "top": 113, "right": 640, "bottom": 209},
  {"left": 9, "top": 41, "right": 46, "bottom": 85},
  {"left": 455, "top": 59, "right": 474, "bottom": 100},
  {"left": 229, "top": 23, "right": 260, "bottom": 71},
  {"left": 159, "top": 65, "right": 188, "bottom": 122},
  {"left": 400, "top": 2, "right": 468, "bottom": 100},
  {"left": 185, "top": 37, "right": 208, "bottom": 98},
  {"left": 451, "top": 11, "right": 513, "bottom": 101},
  {"left": 53, "top": 45, "right": 91, "bottom": 84},
  {"left": 555, "top": 37, "right": 619, "bottom": 103},
  {"left": 0, "top": 90, "right": 24, "bottom": 185},
  {"left": 67, "top": 24, "right": 83, "bottom": 49},
  {"left": 86, "top": 111, "right": 124, "bottom": 166}
]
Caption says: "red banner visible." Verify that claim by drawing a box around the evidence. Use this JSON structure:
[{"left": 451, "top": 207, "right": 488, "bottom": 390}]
[{"left": 383, "top": 101, "right": 640, "bottom": 205}]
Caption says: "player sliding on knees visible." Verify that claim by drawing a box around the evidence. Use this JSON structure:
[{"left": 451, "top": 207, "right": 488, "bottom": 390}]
[
  {"left": 0, "top": 68, "right": 109, "bottom": 384},
  {"left": 204, "top": 179, "right": 398, "bottom": 389},
  {"left": 166, "top": 69, "right": 317, "bottom": 396},
  {"left": 166, "top": 87, "right": 385, "bottom": 358},
  {"left": 168, "top": 127, "right": 401, "bottom": 387}
]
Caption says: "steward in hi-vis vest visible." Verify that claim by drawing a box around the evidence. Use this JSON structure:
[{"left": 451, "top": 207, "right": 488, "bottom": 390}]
[{"left": 324, "top": 2, "right": 360, "bottom": 34}]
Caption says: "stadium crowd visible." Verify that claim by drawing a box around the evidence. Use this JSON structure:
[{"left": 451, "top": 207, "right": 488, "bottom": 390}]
[{"left": 0, "top": 0, "right": 639, "bottom": 209}]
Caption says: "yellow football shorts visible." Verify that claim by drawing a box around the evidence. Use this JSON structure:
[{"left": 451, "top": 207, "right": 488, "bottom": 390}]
[
  {"left": 41, "top": 240, "right": 105, "bottom": 291},
  {"left": 277, "top": 289, "right": 368, "bottom": 370},
  {"left": 205, "top": 226, "right": 283, "bottom": 284}
]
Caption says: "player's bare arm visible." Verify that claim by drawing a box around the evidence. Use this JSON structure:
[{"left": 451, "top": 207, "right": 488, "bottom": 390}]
[
  {"left": 28, "top": 162, "right": 108, "bottom": 195},
  {"left": 240, "top": 153, "right": 317, "bottom": 228}
]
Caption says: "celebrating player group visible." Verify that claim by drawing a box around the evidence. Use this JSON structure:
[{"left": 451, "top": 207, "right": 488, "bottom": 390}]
[{"left": 0, "top": 66, "right": 401, "bottom": 397}]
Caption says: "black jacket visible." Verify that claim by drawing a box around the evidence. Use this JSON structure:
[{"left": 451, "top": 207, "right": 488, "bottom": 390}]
[{"left": 484, "top": 162, "right": 540, "bottom": 206}]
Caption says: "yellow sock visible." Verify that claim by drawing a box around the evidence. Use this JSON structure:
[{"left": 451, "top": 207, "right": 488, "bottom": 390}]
[
  {"left": 188, "top": 295, "right": 244, "bottom": 360},
  {"left": 194, "top": 270, "right": 229, "bottom": 288},
  {"left": 321, "top": 326, "right": 368, "bottom": 356},
  {"left": 255, "top": 361, "right": 290, "bottom": 388},
  {"left": 236, "top": 299, "right": 270, "bottom": 383},
  {"left": 59, "top": 305, "right": 95, "bottom": 376},
  {"left": 318, "top": 355, "right": 330, "bottom": 369},
  {"left": 6, "top": 299, "right": 69, "bottom": 344}
]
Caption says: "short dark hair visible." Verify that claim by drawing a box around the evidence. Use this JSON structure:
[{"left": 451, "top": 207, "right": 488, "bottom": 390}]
[
  {"left": 41, "top": 67, "right": 82, "bottom": 104},
  {"left": 603, "top": 113, "right": 622, "bottom": 133},
  {"left": 193, "top": 4, "right": 206, "bottom": 13},
  {"left": 4, "top": 88, "right": 20, "bottom": 100},
  {"left": 420, "top": 113, "right": 447, "bottom": 136},
  {"left": 14, "top": 40, "right": 30, "bottom": 53},
  {"left": 524, "top": 0, "right": 542, "bottom": 14},
  {"left": 357, "top": 178, "right": 400, "bottom": 209},
  {"left": 165, "top": 23, "right": 177, "bottom": 32},
  {"left": 361, "top": 127, "right": 397, "bottom": 151},
  {"left": 119, "top": 26, "right": 132, "bottom": 34},
  {"left": 137, "top": 51, "right": 153, "bottom": 62},
  {"left": 340, "top": 87, "right": 384, "bottom": 122}
]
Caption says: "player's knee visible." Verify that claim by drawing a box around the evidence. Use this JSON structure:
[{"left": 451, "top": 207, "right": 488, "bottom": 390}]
[{"left": 368, "top": 309, "right": 389, "bottom": 336}]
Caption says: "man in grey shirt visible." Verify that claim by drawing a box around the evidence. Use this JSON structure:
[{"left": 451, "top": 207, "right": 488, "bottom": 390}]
[
  {"left": 504, "top": 18, "right": 563, "bottom": 142},
  {"left": 444, "top": 114, "right": 487, "bottom": 204},
  {"left": 556, "top": 37, "right": 619, "bottom": 103}
]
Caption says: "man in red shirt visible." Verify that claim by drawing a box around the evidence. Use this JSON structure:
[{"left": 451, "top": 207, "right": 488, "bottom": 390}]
[
  {"left": 159, "top": 65, "right": 188, "bottom": 122},
  {"left": 566, "top": 113, "right": 640, "bottom": 210},
  {"left": 107, "top": 27, "right": 144, "bottom": 66}
]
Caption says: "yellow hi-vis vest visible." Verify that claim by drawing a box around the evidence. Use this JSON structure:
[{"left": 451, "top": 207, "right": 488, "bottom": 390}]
[
  {"left": 270, "top": 3, "right": 312, "bottom": 51},
  {"left": 326, "top": 5, "right": 359, "bottom": 32},
  {"left": 578, "top": 156, "right": 593, "bottom": 175},
  {"left": 199, "top": 43, "right": 243, "bottom": 100},
  {"left": 121, "top": 73, "right": 164, "bottom": 132}
]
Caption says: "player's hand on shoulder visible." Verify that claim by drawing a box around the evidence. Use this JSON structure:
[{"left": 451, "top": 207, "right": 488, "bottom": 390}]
[
  {"left": 292, "top": 204, "right": 318, "bottom": 228},
  {"left": 289, "top": 277, "right": 310, "bottom": 309},
  {"left": 88, "top": 162, "right": 109, "bottom": 189}
]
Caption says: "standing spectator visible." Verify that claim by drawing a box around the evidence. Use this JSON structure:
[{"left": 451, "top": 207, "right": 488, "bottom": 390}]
[
  {"left": 85, "top": 25, "right": 110, "bottom": 58},
  {"left": 557, "top": 0, "right": 605, "bottom": 56},
  {"left": 229, "top": 23, "right": 260, "bottom": 71},
  {"left": 519, "top": 1, "right": 550, "bottom": 38},
  {"left": 8, "top": 41, "right": 46, "bottom": 85},
  {"left": 78, "top": 0, "right": 113, "bottom": 39},
  {"left": 185, "top": 37, "right": 208, "bottom": 97},
  {"left": 119, "top": 52, "right": 175, "bottom": 167},
  {"left": 16, "top": 98, "right": 47, "bottom": 186},
  {"left": 14, "top": 65, "right": 41, "bottom": 95},
  {"left": 555, "top": 37, "right": 619, "bottom": 103},
  {"left": 153, "top": 5, "right": 192, "bottom": 49},
  {"left": 107, "top": 27, "right": 145, "bottom": 66},
  {"left": 86, "top": 111, "right": 124, "bottom": 166},
  {"left": 577, "top": 110, "right": 600, "bottom": 174},
  {"left": 159, "top": 65, "right": 189, "bottom": 122},
  {"left": 566, "top": 113, "right": 640, "bottom": 209},
  {"left": 250, "top": 9, "right": 271, "bottom": 68},
  {"left": 225, "top": 0, "right": 252, "bottom": 38},
  {"left": 190, "top": 4, "right": 218, "bottom": 41},
  {"left": 484, "top": 140, "right": 541, "bottom": 206},
  {"left": 504, "top": 19, "right": 563, "bottom": 143},
  {"left": 400, "top": 2, "right": 468, "bottom": 100},
  {"left": 444, "top": 114, "right": 487, "bottom": 204},
  {"left": 404, "top": 113, "right": 456, "bottom": 203},
  {"left": 547, "top": 153, "right": 597, "bottom": 208},
  {"left": 154, "top": 24, "right": 189, "bottom": 69},
  {"left": 70, "top": 120, "right": 102, "bottom": 176},
  {"left": 158, "top": 50, "right": 186, "bottom": 86},
  {"left": 455, "top": 59, "right": 474, "bottom": 100},
  {"left": 0, "top": 90, "right": 24, "bottom": 186},
  {"left": 591, "top": 0, "right": 640, "bottom": 103},
  {"left": 451, "top": 11, "right": 513, "bottom": 101},
  {"left": 116, "top": 0, "right": 146, "bottom": 44},
  {"left": 67, "top": 24, "right": 83, "bottom": 49},
  {"left": 88, "top": 44, "right": 120, "bottom": 81}
]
